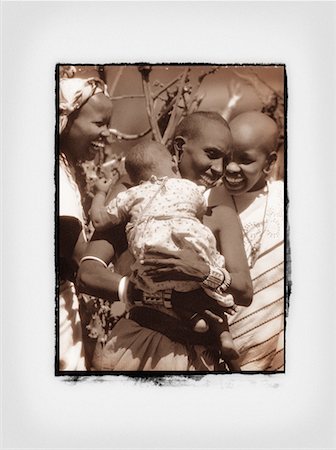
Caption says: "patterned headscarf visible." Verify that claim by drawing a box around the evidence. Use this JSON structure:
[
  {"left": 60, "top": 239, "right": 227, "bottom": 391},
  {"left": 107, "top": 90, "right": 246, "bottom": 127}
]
[{"left": 59, "top": 77, "right": 110, "bottom": 134}]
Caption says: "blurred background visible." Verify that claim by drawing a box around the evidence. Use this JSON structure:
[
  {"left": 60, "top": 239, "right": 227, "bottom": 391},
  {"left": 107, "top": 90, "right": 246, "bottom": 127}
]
[
  {"left": 59, "top": 64, "right": 285, "bottom": 213},
  {"left": 60, "top": 64, "right": 285, "bottom": 158}
]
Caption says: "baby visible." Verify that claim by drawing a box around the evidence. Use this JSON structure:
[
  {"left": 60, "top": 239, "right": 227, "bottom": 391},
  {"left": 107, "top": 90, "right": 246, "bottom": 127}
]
[{"left": 90, "top": 141, "right": 239, "bottom": 361}]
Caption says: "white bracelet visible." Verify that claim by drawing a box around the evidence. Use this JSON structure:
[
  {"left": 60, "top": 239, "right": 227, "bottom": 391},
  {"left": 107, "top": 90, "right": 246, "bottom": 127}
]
[
  {"left": 201, "top": 265, "right": 225, "bottom": 290},
  {"left": 219, "top": 268, "right": 232, "bottom": 292},
  {"left": 201, "top": 265, "right": 232, "bottom": 292},
  {"left": 79, "top": 256, "right": 108, "bottom": 268},
  {"left": 118, "top": 276, "right": 130, "bottom": 304}
]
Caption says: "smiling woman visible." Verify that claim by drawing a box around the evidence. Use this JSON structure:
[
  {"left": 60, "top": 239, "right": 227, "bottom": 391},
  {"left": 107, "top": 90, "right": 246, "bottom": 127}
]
[
  {"left": 58, "top": 75, "right": 113, "bottom": 371},
  {"left": 77, "top": 111, "right": 253, "bottom": 372},
  {"left": 222, "top": 112, "right": 278, "bottom": 195},
  {"left": 57, "top": 64, "right": 285, "bottom": 374},
  {"left": 60, "top": 80, "right": 113, "bottom": 165},
  {"left": 207, "top": 111, "right": 285, "bottom": 371},
  {"left": 173, "top": 111, "right": 232, "bottom": 188}
]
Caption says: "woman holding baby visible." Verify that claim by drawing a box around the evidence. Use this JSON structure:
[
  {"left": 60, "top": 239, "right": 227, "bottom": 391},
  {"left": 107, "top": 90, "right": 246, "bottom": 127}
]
[{"left": 58, "top": 72, "right": 283, "bottom": 373}]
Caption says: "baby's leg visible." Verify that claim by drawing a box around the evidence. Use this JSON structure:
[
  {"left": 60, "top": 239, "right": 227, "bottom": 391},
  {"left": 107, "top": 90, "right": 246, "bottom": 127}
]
[
  {"left": 179, "top": 307, "right": 240, "bottom": 362},
  {"left": 171, "top": 290, "right": 239, "bottom": 360},
  {"left": 170, "top": 290, "right": 210, "bottom": 332},
  {"left": 173, "top": 304, "right": 210, "bottom": 333},
  {"left": 189, "top": 313, "right": 209, "bottom": 333},
  {"left": 210, "top": 315, "right": 240, "bottom": 360},
  {"left": 219, "top": 331, "right": 240, "bottom": 360}
]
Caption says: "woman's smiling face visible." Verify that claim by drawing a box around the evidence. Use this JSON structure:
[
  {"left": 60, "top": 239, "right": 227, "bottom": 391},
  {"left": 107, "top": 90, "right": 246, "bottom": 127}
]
[
  {"left": 178, "top": 120, "right": 232, "bottom": 188},
  {"left": 223, "top": 111, "right": 278, "bottom": 195},
  {"left": 63, "top": 93, "right": 112, "bottom": 162},
  {"left": 223, "top": 145, "right": 268, "bottom": 194}
]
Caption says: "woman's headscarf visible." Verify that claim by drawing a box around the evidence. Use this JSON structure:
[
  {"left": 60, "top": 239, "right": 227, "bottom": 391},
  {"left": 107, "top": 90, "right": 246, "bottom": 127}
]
[{"left": 59, "top": 77, "right": 110, "bottom": 134}]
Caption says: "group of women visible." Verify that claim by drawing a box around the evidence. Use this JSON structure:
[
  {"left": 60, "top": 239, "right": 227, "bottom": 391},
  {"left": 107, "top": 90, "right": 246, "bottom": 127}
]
[{"left": 58, "top": 74, "right": 284, "bottom": 373}]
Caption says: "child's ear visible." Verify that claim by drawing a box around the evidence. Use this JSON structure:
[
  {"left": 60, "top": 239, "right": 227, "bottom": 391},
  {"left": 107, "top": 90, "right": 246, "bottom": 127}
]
[
  {"left": 173, "top": 136, "right": 186, "bottom": 163},
  {"left": 263, "top": 151, "right": 277, "bottom": 175}
]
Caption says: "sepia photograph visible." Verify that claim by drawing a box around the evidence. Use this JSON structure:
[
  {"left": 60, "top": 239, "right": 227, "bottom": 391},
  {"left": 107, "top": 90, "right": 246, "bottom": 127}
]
[
  {"left": 3, "top": 1, "right": 336, "bottom": 448},
  {"left": 57, "top": 63, "right": 286, "bottom": 375}
]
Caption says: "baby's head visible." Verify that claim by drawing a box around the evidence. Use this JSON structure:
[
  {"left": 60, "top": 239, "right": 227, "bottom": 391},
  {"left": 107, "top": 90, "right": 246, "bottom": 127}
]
[
  {"left": 171, "top": 111, "right": 232, "bottom": 188},
  {"left": 223, "top": 111, "right": 278, "bottom": 195},
  {"left": 125, "top": 141, "right": 177, "bottom": 185}
]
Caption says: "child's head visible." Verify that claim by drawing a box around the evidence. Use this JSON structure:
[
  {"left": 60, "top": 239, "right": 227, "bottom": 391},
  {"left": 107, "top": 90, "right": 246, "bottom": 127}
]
[
  {"left": 171, "top": 111, "right": 232, "bottom": 188},
  {"left": 223, "top": 111, "right": 278, "bottom": 195},
  {"left": 59, "top": 77, "right": 112, "bottom": 163},
  {"left": 125, "top": 141, "right": 177, "bottom": 185}
]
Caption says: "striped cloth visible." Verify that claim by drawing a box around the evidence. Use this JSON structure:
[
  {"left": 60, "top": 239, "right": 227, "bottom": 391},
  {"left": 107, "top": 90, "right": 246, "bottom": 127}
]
[{"left": 209, "top": 180, "right": 284, "bottom": 371}]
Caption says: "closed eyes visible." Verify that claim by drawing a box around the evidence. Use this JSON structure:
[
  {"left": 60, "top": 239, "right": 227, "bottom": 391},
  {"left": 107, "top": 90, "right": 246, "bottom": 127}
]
[{"left": 204, "top": 148, "right": 223, "bottom": 159}]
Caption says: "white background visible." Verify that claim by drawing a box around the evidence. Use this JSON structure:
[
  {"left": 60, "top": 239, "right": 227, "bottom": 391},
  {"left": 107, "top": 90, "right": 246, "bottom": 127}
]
[{"left": 1, "top": 1, "right": 336, "bottom": 449}]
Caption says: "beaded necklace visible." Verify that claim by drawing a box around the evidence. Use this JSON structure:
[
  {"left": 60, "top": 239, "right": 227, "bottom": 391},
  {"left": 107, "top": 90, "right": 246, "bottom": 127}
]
[{"left": 232, "top": 183, "right": 269, "bottom": 268}]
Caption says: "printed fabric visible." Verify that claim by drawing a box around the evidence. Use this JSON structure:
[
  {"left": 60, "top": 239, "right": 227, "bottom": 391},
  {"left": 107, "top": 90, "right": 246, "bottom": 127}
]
[
  {"left": 92, "top": 317, "right": 216, "bottom": 371},
  {"left": 209, "top": 180, "right": 285, "bottom": 371},
  {"left": 105, "top": 177, "right": 226, "bottom": 294}
]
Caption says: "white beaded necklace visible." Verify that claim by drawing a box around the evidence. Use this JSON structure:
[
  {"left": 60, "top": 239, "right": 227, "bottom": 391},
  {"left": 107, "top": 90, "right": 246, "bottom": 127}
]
[{"left": 232, "top": 182, "right": 269, "bottom": 268}]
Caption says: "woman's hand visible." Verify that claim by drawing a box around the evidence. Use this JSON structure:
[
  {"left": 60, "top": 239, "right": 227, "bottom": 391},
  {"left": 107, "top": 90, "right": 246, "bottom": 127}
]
[
  {"left": 142, "top": 232, "right": 210, "bottom": 283},
  {"left": 143, "top": 245, "right": 209, "bottom": 283}
]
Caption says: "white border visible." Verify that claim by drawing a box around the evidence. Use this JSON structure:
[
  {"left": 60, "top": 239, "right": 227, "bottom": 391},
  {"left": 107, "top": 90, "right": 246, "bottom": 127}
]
[{"left": 2, "top": 1, "right": 336, "bottom": 449}]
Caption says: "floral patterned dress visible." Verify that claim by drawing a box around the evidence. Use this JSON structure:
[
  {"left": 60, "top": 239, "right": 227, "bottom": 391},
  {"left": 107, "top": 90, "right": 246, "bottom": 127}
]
[{"left": 105, "top": 176, "right": 225, "bottom": 294}]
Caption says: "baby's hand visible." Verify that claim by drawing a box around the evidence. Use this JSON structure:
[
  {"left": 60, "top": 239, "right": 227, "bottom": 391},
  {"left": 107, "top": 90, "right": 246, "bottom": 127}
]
[
  {"left": 94, "top": 177, "right": 112, "bottom": 194},
  {"left": 215, "top": 293, "right": 238, "bottom": 316},
  {"left": 222, "top": 304, "right": 238, "bottom": 316}
]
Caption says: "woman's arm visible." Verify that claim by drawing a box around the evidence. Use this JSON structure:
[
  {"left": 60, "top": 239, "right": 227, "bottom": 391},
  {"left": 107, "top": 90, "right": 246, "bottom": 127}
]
[
  {"left": 77, "top": 232, "right": 231, "bottom": 325},
  {"left": 142, "top": 195, "right": 252, "bottom": 306},
  {"left": 76, "top": 237, "right": 122, "bottom": 301},
  {"left": 206, "top": 199, "right": 253, "bottom": 306},
  {"left": 78, "top": 179, "right": 132, "bottom": 300},
  {"left": 59, "top": 216, "right": 88, "bottom": 282}
]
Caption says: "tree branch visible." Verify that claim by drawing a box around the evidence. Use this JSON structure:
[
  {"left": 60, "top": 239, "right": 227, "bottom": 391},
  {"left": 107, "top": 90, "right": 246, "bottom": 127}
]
[
  {"left": 109, "top": 127, "right": 152, "bottom": 140},
  {"left": 139, "top": 66, "right": 163, "bottom": 142},
  {"left": 152, "top": 73, "right": 184, "bottom": 100},
  {"left": 108, "top": 96, "right": 181, "bottom": 141},
  {"left": 109, "top": 66, "right": 125, "bottom": 97},
  {"left": 249, "top": 68, "right": 283, "bottom": 98},
  {"left": 183, "top": 66, "right": 219, "bottom": 112},
  {"left": 232, "top": 68, "right": 283, "bottom": 103},
  {"left": 162, "top": 67, "right": 190, "bottom": 144},
  {"left": 110, "top": 94, "right": 145, "bottom": 100}
]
